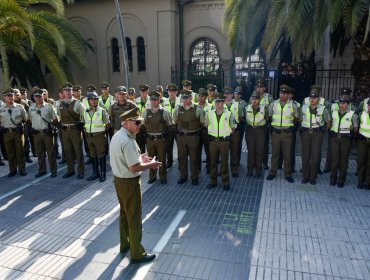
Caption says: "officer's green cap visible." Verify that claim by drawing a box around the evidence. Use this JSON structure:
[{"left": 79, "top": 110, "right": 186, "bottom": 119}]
[
  {"left": 73, "top": 85, "right": 82, "bottom": 91},
  {"left": 86, "top": 84, "right": 96, "bottom": 92},
  {"left": 101, "top": 82, "right": 110, "bottom": 88},
  {"left": 341, "top": 87, "right": 352, "bottom": 95},
  {"left": 339, "top": 95, "right": 350, "bottom": 103},
  {"left": 128, "top": 88, "right": 135, "bottom": 95},
  {"left": 223, "top": 86, "right": 233, "bottom": 94},
  {"left": 182, "top": 79, "right": 192, "bottom": 86},
  {"left": 311, "top": 84, "right": 322, "bottom": 91},
  {"left": 3, "top": 88, "right": 14, "bottom": 96},
  {"left": 20, "top": 88, "right": 27, "bottom": 94},
  {"left": 198, "top": 88, "right": 207, "bottom": 96},
  {"left": 149, "top": 91, "right": 160, "bottom": 99},
  {"left": 87, "top": 91, "right": 99, "bottom": 99},
  {"left": 279, "top": 84, "right": 291, "bottom": 93},
  {"left": 251, "top": 91, "right": 260, "bottom": 99},
  {"left": 62, "top": 82, "right": 73, "bottom": 89},
  {"left": 156, "top": 85, "right": 163, "bottom": 92},
  {"left": 207, "top": 84, "right": 217, "bottom": 91},
  {"left": 214, "top": 93, "right": 226, "bottom": 101},
  {"left": 310, "top": 88, "right": 320, "bottom": 98},
  {"left": 255, "top": 80, "right": 265, "bottom": 87},
  {"left": 114, "top": 86, "right": 127, "bottom": 93},
  {"left": 139, "top": 84, "right": 150, "bottom": 91},
  {"left": 180, "top": 89, "right": 192, "bottom": 97},
  {"left": 120, "top": 107, "right": 144, "bottom": 121},
  {"left": 234, "top": 86, "right": 243, "bottom": 94},
  {"left": 167, "top": 83, "right": 178, "bottom": 91},
  {"left": 33, "top": 88, "right": 44, "bottom": 96}
]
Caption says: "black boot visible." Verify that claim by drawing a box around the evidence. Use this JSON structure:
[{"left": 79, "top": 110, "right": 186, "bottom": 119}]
[
  {"left": 99, "top": 156, "right": 106, "bottom": 182},
  {"left": 87, "top": 157, "right": 100, "bottom": 181}
]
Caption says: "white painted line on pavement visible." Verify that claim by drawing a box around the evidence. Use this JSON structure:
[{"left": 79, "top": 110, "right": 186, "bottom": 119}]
[
  {"left": 0, "top": 165, "right": 68, "bottom": 202},
  {"left": 132, "top": 209, "right": 187, "bottom": 280}
]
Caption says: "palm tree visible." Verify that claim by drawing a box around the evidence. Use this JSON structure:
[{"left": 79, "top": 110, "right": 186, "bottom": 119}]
[
  {"left": 223, "top": 0, "right": 370, "bottom": 100},
  {"left": 0, "top": 0, "right": 88, "bottom": 88}
]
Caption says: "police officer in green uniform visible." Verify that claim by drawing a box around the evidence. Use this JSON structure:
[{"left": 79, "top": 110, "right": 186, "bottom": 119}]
[
  {"left": 110, "top": 86, "right": 137, "bottom": 133},
  {"left": 99, "top": 82, "right": 115, "bottom": 144},
  {"left": 0, "top": 88, "right": 28, "bottom": 177},
  {"left": 128, "top": 88, "right": 136, "bottom": 102},
  {"left": 245, "top": 91, "right": 267, "bottom": 178},
  {"left": 206, "top": 84, "right": 217, "bottom": 106},
  {"left": 206, "top": 93, "right": 236, "bottom": 190},
  {"left": 55, "top": 87, "right": 66, "bottom": 164},
  {"left": 20, "top": 87, "right": 37, "bottom": 160},
  {"left": 173, "top": 89, "right": 204, "bottom": 185},
  {"left": 142, "top": 91, "right": 172, "bottom": 184},
  {"left": 357, "top": 99, "right": 370, "bottom": 189},
  {"left": 110, "top": 107, "right": 160, "bottom": 263},
  {"left": 196, "top": 88, "right": 212, "bottom": 174},
  {"left": 286, "top": 88, "right": 301, "bottom": 172},
  {"left": 329, "top": 94, "right": 358, "bottom": 188},
  {"left": 299, "top": 89, "right": 330, "bottom": 185},
  {"left": 234, "top": 86, "right": 246, "bottom": 165},
  {"left": 135, "top": 84, "right": 150, "bottom": 153},
  {"left": 224, "top": 86, "right": 244, "bottom": 177},
  {"left": 251, "top": 80, "right": 274, "bottom": 170},
  {"left": 163, "top": 83, "right": 180, "bottom": 168},
  {"left": 156, "top": 85, "right": 168, "bottom": 104},
  {"left": 57, "top": 82, "right": 86, "bottom": 179},
  {"left": 324, "top": 87, "right": 356, "bottom": 173},
  {"left": 28, "top": 89, "right": 58, "bottom": 177},
  {"left": 83, "top": 91, "right": 110, "bottom": 182},
  {"left": 181, "top": 80, "right": 199, "bottom": 103},
  {"left": 0, "top": 99, "right": 5, "bottom": 166},
  {"left": 266, "top": 84, "right": 299, "bottom": 183}
]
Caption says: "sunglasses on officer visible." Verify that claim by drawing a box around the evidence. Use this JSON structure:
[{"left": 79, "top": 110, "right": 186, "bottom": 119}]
[{"left": 128, "top": 119, "right": 142, "bottom": 125}]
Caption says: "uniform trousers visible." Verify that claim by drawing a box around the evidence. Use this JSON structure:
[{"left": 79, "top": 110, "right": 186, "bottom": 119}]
[
  {"left": 61, "top": 128, "right": 84, "bottom": 174},
  {"left": 114, "top": 176, "right": 146, "bottom": 259},
  {"left": 209, "top": 140, "right": 230, "bottom": 185},
  {"left": 24, "top": 124, "right": 35, "bottom": 158},
  {"left": 269, "top": 130, "right": 293, "bottom": 177},
  {"left": 198, "top": 127, "right": 210, "bottom": 171},
  {"left": 330, "top": 135, "right": 352, "bottom": 184},
  {"left": 301, "top": 130, "right": 324, "bottom": 181},
  {"left": 176, "top": 134, "right": 200, "bottom": 180},
  {"left": 136, "top": 126, "right": 146, "bottom": 153},
  {"left": 33, "top": 132, "right": 57, "bottom": 174},
  {"left": 4, "top": 131, "right": 25, "bottom": 173},
  {"left": 237, "top": 121, "right": 245, "bottom": 164},
  {"left": 166, "top": 126, "right": 177, "bottom": 165},
  {"left": 230, "top": 130, "right": 240, "bottom": 174},
  {"left": 263, "top": 125, "right": 271, "bottom": 167},
  {"left": 246, "top": 126, "right": 266, "bottom": 173},
  {"left": 86, "top": 132, "right": 106, "bottom": 158},
  {"left": 146, "top": 138, "right": 167, "bottom": 180},
  {"left": 357, "top": 137, "right": 370, "bottom": 186}
]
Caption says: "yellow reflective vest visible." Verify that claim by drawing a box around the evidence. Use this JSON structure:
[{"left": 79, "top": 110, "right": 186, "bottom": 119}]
[
  {"left": 207, "top": 109, "right": 232, "bottom": 137},
  {"left": 246, "top": 104, "right": 266, "bottom": 126},
  {"left": 359, "top": 111, "right": 370, "bottom": 138},
  {"left": 330, "top": 111, "right": 354, "bottom": 134},
  {"left": 301, "top": 105, "right": 325, "bottom": 128},
  {"left": 271, "top": 100, "right": 295, "bottom": 127},
  {"left": 84, "top": 107, "right": 105, "bottom": 133}
]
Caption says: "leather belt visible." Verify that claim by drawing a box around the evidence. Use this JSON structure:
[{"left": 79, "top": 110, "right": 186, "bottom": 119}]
[
  {"left": 33, "top": 129, "right": 49, "bottom": 135},
  {"left": 301, "top": 127, "right": 322, "bottom": 133},
  {"left": 177, "top": 130, "right": 199, "bottom": 136},
  {"left": 273, "top": 128, "right": 293, "bottom": 134},
  {"left": 208, "top": 135, "right": 231, "bottom": 142},
  {"left": 358, "top": 134, "right": 370, "bottom": 142},
  {"left": 146, "top": 134, "right": 166, "bottom": 140},
  {"left": 61, "top": 124, "right": 78, "bottom": 130},
  {"left": 86, "top": 132, "right": 105, "bottom": 137},
  {"left": 2, "top": 128, "right": 18, "bottom": 133},
  {"left": 332, "top": 132, "right": 351, "bottom": 138},
  {"left": 247, "top": 125, "right": 266, "bottom": 129}
]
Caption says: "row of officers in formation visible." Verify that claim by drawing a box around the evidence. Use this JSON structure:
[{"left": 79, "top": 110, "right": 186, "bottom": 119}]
[{"left": 0, "top": 80, "right": 369, "bottom": 191}]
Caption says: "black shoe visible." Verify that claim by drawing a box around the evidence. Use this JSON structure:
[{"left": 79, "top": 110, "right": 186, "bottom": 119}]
[
  {"left": 247, "top": 170, "right": 253, "bottom": 177},
  {"left": 207, "top": 184, "right": 217, "bottom": 189},
  {"left": 217, "top": 171, "right": 221, "bottom": 177},
  {"left": 285, "top": 177, "right": 294, "bottom": 183},
  {"left": 25, "top": 158, "right": 33, "bottom": 163},
  {"left": 266, "top": 175, "right": 275, "bottom": 180},
  {"left": 206, "top": 168, "right": 210, "bottom": 174},
  {"left": 56, "top": 153, "right": 61, "bottom": 159},
  {"left": 337, "top": 182, "right": 344, "bottom": 188},
  {"left": 263, "top": 164, "right": 269, "bottom": 170},
  {"left": 330, "top": 180, "right": 336, "bottom": 186},
  {"left": 357, "top": 183, "right": 364, "bottom": 189},
  {"left": 120, "top": 247, "right": 130, "bottom": 255},
  {"left": 131, "top": 253, "right": 156, "bottom": 264},
  {"left": 0, "top": 160, "right": 5, "bottom": 166},
  {"left": 309, "top": 180, "right": 316, "bottom": 185},
  {"left": 19, "top": 171, "right": 27, "bottom": 176},
  {"left": 223, "top": 185, "right": 230, "bottom": 191},
  {"left": 177, "top": 178, "right": 187, "bottom": 184},
  {"left": 301, "top": 178, "right": 308, "bottom": 184},
  {"left": 34, "top": 172, "right": 46, "bottom": 178},
  {"left": 77, "top": 173, "right": 84, "bottom": 179},
  {"left": 323, "top": 167, "right": 330, "bottom": 173},
  {"left": 167, "top": 162, "right": 173, "bottom": 168},
  {"left": 202, "top": 160, "right": 206, "bottom": 163},
  {"left": 51, "top": 172, "right": 57, "bottom": 178},
  {"left": 8, "top": 171, "right": 17, "bottom": 178},
  {"left": 232, "top": 173, "right": 239, "bottom": 178},
  {"left": 62, "top": 172, "right": 75, "bottom": 178},
  {"left": 191, "top": 178, "right": 198, "bottom": 185},
  {"left": 365, "top": 184, "right": 370, "bottom": 190},
  {"left": 147, "top": 178, "right": 156, "bottom": 184},
  {"left": 160, "top": 179, "right": 167, "bottom": 184},
  {"left": 87, "top": 174, "right": 100, "bottom": 181},
  {"left": 32, "top": 153, "right": 37, "bottom": 157},
  {"left": 317, "top": 169, "right": 323, "bottom": 175},
  {"left": 59, "top": 159, "right": 66, "bottom": 164},
  {"left": 85, "top": 158, "right": 92, "bottom": 165}
]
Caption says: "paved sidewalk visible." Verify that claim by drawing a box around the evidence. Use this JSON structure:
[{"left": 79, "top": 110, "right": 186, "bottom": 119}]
[{"left": 0, "top": 146, "right": 369, "bottom": 279}]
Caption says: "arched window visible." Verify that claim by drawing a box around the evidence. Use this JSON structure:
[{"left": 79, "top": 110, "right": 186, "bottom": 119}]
[
  {"left": 190, "top": 38, "right": 220, "bottom": 75},
  {"left": 137, "top": 37, "right": 146, "bottom": 72},
  {"left": 125, "top": 37, "right": 133, "bottom": 72},
  {"left": 111, "top": 38, "right": 120, "bottom": 72}
]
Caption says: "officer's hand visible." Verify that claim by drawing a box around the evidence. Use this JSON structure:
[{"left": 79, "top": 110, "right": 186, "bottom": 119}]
[
  {"left": 141, "top": 153, "right": 153, "bottom": 163},
  {"left": 150, "top": 156, "right": 162, "bottom": 169}
]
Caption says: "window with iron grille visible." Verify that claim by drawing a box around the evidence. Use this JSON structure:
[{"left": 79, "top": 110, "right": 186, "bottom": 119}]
[
  {"left": 111, "top": 38, "right": 120, "bottom": 72},
  {"left": 137, "top": 37, "right": 146, "bottom": 72},
  {"left": 126, "top": 37, "right": 133, "bottom": 72},
  {"left": 190, "top": 38, "right": 220, "bottom": 75},
  {"left": 234, "top": 48, "right": 265, "bottom": 79}
]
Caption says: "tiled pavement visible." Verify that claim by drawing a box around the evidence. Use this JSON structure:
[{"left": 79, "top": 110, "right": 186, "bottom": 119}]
[{"left": 0, "top": 141, "right": 369, "bottom": 279}]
